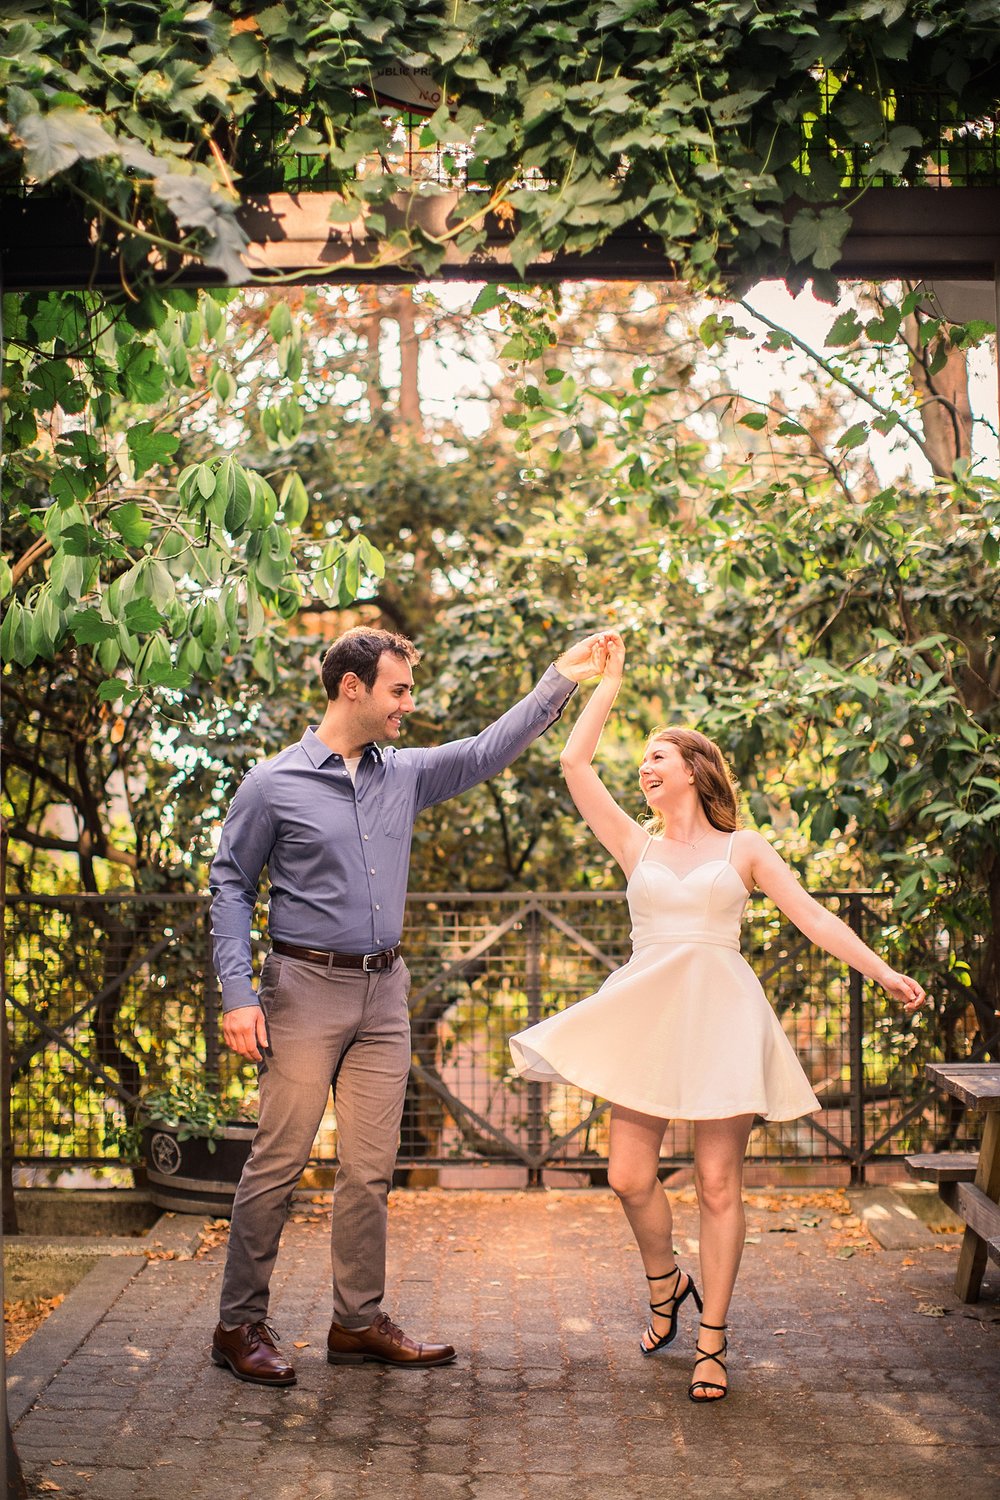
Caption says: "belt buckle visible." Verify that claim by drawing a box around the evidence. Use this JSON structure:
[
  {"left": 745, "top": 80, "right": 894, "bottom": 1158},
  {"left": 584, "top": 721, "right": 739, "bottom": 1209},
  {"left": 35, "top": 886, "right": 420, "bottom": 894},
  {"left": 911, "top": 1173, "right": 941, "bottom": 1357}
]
[{"left": 362, "top": 951, "right": 381, "bottom": 972}]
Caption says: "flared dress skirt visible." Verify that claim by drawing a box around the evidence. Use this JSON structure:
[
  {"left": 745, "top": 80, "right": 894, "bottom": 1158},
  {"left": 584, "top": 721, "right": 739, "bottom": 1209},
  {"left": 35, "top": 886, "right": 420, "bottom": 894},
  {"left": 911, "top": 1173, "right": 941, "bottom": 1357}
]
[{"left": 509, "top": 850, "right": 821, "bottom": 1123}]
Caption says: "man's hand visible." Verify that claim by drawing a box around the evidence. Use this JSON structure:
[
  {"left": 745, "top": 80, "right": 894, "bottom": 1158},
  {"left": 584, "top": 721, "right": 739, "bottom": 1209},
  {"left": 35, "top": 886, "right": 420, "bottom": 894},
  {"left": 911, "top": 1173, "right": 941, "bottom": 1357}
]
[
  {"left": 223, "top": 1004, "right": 269, "bottom": 1062},
  {"left": 555, "top": 630, "right": 624, "bottom": 684}
]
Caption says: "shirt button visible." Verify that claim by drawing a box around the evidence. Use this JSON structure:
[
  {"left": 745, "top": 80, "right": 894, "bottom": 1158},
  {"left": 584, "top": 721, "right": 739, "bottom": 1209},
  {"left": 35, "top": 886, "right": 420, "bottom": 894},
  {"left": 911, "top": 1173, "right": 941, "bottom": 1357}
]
[
  {"left": 369, "top": 867, "right": 376, "bottom": 875},
  {"left": 363, "top": 834, "right": 369, "bottom": 841},
  {"left": 375, "top": 904, "right": 381, "bottom": 911}
]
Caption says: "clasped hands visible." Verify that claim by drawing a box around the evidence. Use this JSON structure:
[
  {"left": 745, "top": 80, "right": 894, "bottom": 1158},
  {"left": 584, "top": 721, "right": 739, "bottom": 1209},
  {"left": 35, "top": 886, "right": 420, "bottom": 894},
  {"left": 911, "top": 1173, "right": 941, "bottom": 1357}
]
[{"left": 554, "top": 629, "right": 626, "bottom": 684}]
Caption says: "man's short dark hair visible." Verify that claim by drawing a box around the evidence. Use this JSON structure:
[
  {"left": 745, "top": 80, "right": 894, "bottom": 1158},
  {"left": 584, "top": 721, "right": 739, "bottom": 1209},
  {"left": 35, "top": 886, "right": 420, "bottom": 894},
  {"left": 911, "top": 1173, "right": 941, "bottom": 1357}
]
[{"left": 321, "top": 626, "right": 420, "bottom": 701}]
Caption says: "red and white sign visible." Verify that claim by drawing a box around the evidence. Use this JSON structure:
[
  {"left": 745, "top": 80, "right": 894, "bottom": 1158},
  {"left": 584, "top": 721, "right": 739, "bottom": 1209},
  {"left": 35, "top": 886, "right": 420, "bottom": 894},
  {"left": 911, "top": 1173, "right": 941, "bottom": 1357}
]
[{"left": 369, "top": 66, "right": 442, "bottom": 116}]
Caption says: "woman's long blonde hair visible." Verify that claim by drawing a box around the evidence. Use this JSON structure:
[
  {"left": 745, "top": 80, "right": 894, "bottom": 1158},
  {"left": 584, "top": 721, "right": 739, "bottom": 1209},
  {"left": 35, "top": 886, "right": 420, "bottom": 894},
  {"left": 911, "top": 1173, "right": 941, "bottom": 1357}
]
[{"left": 641, "top": 727, "right": 740, "bottom": 835}]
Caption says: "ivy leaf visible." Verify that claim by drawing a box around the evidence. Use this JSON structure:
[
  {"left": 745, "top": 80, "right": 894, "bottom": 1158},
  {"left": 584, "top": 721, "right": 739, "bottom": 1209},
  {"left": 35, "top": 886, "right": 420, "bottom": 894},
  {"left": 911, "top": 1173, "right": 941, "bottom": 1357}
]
[
  {"left": 471, "top": 285, "right": 501, "bottom": 315},
  {"left": 740, "top": 412, "right": 768, "bottom": 431},
  {"left": 126, "top": 422, "right": 179, "bottom": 479},
  {"left": 867, "top": 126, "right": 924, "bottom": 178},
  {"left": 836, "top": 423, "right": 869, "bottom": 451},
  {"left": 70, "top": 608, "right": 117, "bottom": 646},
  {"left": 825, "top": 311, "right": 864, "bottom": 348},
  {"left": 789, "top": 207, "right": 851, "bottom": 270},
  {"left": 123, "top": 598, "right": 168, "bottom": 635},
  {"left": 14, "top": 107, "right": 117, "bottom": 183},
  {"left": 110, "top": 503, "right": 153, "bottom": 547},
  {"left": 120, "top": 346, "right": 167, "bottom": 404}
]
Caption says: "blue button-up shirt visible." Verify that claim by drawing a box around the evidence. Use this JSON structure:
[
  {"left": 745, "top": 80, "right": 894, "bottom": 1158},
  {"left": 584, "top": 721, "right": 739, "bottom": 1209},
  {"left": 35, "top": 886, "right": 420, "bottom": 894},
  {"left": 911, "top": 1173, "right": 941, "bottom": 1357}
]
[{"left": 209, "top": 664, "right": 576, "bottom": 1011}]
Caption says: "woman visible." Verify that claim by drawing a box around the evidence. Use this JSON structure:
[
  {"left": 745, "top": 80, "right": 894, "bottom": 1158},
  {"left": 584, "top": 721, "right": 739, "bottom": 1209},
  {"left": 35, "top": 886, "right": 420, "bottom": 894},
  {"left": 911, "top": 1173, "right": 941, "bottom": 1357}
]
[{"left": 510, "top": 633, "right": 925, "bottom": 1402}]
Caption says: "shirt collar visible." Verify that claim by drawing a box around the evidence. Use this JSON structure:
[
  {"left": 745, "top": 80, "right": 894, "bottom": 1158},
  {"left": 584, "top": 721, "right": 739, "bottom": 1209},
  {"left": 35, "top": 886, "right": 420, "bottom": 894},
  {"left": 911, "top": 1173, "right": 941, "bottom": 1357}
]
[{"left": 300, "top": 729, "right": 383, "bottom": 768}]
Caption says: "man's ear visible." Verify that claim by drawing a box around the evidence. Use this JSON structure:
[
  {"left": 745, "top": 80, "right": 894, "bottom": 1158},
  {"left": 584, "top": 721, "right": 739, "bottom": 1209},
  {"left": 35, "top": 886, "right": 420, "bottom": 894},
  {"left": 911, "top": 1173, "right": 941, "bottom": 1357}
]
[{"left": 339, "top": 672, "right": 362, "bottom": 701}]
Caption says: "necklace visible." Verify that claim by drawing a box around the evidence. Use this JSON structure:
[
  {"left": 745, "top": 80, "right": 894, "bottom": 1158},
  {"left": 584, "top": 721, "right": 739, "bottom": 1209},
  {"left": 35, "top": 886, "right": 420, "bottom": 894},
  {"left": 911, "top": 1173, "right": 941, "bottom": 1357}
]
[{"left": 662, "top": 829, "right": 712, "bottom": 849}]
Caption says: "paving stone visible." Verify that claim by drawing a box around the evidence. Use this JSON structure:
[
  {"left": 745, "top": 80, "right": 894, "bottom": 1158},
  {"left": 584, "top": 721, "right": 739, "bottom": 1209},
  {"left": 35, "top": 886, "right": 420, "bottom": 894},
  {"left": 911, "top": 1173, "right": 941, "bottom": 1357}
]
[{"left": 10, "top": 1190, "right": 999, "bottom": 1500}]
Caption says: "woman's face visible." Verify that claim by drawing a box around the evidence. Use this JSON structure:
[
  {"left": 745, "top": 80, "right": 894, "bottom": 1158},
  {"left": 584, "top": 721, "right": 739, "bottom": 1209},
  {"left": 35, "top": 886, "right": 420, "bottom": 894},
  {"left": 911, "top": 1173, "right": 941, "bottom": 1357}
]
[{"left": 638, "top": 739, "right": 692, "bottom": 810}]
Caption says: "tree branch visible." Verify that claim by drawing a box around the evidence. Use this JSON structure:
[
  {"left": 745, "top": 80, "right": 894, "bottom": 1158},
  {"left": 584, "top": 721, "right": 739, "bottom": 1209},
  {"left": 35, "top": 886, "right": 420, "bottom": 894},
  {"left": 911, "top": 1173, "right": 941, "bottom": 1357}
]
[{"left": 739, "top": 297, "right": 934, "bottom": 467}]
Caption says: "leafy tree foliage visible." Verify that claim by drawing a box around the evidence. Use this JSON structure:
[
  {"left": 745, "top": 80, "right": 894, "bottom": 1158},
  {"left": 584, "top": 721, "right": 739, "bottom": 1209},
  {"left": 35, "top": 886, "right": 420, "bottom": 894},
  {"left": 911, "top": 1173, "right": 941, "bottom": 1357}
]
[{"left": 2, "top": 2, "right": 999, "bottom": 289}]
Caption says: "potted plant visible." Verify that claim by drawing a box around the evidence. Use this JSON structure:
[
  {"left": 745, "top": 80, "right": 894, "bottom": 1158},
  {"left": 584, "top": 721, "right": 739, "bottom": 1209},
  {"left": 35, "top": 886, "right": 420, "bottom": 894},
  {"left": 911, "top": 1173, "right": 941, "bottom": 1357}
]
[{"left": 138, "top": 1079, "right": 257, "bottom": 1217}]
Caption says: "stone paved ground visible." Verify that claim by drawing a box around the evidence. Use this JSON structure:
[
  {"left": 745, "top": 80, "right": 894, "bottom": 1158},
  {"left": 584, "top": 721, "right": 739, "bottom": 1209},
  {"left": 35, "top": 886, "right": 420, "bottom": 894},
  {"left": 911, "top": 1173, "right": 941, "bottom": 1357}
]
[{"left": 9, "top": 1187, "right": 1000, "bottom": 1500}]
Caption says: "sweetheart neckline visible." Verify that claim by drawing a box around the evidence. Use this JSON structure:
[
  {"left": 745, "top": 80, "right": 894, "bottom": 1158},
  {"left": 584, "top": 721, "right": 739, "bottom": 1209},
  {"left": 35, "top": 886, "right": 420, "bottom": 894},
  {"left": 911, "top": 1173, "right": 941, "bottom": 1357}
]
[{"left": 627, "top": 859, "right": 752, "bottom": 896}]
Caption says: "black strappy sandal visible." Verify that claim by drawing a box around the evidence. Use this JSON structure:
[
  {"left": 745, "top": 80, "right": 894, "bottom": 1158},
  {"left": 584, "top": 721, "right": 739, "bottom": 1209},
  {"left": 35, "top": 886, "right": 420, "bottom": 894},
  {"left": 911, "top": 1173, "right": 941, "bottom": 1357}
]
[
  {"left": 688, "top": 1322, "right": 729, "bottom": 1401},
  {"left": 640, "top": 1265, "right": 702, "bottom": 1356}
]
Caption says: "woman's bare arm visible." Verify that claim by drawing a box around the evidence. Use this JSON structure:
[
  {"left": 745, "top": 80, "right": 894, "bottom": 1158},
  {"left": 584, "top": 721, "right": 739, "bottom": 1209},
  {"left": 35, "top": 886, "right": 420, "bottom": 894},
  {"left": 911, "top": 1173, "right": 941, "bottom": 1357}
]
[
  {"left": 745, "top": 831, "right": 926, "bottom": 1012},
  {"left": 559, "top": 635, "right": 647, "bottom": 875}
]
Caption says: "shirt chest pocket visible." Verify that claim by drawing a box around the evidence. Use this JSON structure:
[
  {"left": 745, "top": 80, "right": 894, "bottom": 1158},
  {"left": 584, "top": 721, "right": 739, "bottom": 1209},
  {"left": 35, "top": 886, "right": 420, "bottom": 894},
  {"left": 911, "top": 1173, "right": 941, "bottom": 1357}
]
[{"left": 377, "top": 786, "right": 409, "bottom": 839}]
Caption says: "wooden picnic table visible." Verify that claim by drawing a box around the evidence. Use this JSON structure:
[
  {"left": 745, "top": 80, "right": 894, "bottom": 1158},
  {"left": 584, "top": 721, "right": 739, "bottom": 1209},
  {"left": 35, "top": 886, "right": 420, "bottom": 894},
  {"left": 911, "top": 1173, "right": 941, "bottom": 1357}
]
[{"left": 906, "top": 1063, "right": 1000, "bottom": 1303}]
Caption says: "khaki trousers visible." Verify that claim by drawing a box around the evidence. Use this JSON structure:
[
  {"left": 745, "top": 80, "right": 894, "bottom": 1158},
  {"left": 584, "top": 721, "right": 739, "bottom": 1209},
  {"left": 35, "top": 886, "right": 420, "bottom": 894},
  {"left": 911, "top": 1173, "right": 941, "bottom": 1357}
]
[{"left": 219, "top": 952, "right": 411, "bottom": 1329}]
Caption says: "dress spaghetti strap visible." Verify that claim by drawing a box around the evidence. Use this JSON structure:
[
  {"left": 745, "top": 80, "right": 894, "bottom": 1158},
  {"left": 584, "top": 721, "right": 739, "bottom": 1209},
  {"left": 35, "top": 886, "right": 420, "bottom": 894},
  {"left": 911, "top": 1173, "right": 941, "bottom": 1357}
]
[
  {"left": 725, "top": 831, "right": 737, "bottom": 863},
  {"left": 638, "top": 834, "right": 654, "bottom": 865}
]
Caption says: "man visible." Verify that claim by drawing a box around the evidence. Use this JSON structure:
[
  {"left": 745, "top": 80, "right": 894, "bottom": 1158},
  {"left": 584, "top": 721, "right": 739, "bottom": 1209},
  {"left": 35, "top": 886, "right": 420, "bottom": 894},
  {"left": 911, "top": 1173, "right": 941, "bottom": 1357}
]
[{"left": 209, "top": 624, "right": 605, "bottom": 1385}]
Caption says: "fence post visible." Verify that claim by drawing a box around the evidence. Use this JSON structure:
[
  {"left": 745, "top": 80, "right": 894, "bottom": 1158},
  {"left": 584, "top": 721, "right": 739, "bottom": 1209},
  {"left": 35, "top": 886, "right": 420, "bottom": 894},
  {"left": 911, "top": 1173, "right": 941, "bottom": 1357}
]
[
  {"left": 524, "top": 906, "right": 545, "bottom": 1188},
  {"left": 846, "top": 894, "right": 866, "bottom": 1186}
]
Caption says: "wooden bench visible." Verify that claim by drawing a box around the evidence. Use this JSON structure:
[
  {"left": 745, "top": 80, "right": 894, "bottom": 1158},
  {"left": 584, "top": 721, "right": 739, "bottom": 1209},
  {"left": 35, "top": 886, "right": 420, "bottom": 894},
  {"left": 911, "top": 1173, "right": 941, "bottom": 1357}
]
[
  {"left": 904, "top": 1152, "right": 979, "bottom": 1183},
  {"left": 922, "top": 1064, "right": 1000, "bottom": 1300}
]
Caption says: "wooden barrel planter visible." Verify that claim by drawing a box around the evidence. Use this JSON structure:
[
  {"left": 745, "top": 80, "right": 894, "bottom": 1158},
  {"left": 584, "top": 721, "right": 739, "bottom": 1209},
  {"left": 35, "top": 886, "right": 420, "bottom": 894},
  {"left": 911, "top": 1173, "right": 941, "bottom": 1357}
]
[{"left": 142, "top": 1120, "right": 257, "bottom": 1217}]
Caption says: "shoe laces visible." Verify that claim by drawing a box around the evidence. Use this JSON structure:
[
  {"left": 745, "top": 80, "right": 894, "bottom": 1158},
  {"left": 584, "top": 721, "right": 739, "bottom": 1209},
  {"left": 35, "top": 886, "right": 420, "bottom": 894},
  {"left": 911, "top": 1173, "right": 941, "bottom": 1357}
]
[
  {"left": 248, "top": 1320, "right": 280, "bottom": 1348},
  {"left": 373, "top": 1312, "right": 405, "bottom": 1343}
]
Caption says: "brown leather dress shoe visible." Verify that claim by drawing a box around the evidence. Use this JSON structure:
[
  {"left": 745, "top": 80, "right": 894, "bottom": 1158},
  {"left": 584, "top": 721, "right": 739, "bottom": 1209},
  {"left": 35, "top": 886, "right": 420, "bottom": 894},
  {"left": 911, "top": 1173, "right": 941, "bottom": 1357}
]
[
  {"left": 327, "top": 1312, "right": 456, "bottom": 1368},
  {"left": 211, "top": 1321, "right": 296, "bottom": 1386}
]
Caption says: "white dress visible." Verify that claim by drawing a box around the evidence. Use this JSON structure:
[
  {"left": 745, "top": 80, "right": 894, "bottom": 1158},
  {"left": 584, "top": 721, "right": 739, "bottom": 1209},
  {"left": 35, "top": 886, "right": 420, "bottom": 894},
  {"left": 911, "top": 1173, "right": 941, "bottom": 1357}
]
[{"left": 509, "top": 833, "right": 821, "bottom": 1122}]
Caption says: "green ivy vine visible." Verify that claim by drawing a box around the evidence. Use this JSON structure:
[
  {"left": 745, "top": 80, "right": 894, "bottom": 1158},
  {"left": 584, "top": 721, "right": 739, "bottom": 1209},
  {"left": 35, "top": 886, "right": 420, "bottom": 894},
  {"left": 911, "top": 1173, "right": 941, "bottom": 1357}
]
[{"left": 2, "top": 1, "right": 999, "bottom": 291}]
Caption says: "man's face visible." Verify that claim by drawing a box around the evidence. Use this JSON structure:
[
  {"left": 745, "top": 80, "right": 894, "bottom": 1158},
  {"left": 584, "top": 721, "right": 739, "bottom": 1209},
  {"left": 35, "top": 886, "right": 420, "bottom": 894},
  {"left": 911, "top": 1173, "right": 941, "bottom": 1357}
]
[{"left": 356, "top": 654, "right": 416, "bottom": 742}]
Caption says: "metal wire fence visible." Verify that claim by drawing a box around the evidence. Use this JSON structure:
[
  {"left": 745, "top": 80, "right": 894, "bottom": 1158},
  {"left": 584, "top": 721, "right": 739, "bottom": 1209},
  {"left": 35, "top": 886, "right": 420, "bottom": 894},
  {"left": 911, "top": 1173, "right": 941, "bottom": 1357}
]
[
  {"left": 3, "top": 890, "right": 994, "bottom": 1182},
  {"left": 234, "top": 85, "right": 1000, "bottom": 196}
]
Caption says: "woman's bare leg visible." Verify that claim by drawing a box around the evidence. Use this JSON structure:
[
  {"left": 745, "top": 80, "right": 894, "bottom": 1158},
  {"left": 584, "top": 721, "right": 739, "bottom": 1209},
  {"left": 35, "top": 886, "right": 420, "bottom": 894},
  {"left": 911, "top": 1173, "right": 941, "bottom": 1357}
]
[
  {"left": 690, "top": 1113, "right": 755, "bottom": 1398},
  {"left": 608, "top": 1105, "right": 694, "bottom": 1349}
]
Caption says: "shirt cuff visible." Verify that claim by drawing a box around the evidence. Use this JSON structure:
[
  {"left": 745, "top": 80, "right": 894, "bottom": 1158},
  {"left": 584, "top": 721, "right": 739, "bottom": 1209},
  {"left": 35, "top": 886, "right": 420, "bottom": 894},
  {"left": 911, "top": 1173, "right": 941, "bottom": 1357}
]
[
  {"left": 537, "top": 662, "right": 578, "bottom": 711},
  {"left": 221, "top": 980, "right": 260, "bottom": 1014}
]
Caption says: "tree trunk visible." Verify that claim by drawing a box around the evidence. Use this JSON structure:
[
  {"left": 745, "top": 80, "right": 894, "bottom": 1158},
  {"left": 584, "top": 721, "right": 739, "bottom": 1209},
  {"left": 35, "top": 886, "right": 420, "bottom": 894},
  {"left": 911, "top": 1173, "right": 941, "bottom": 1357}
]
[
  {"left": 903, "top": 314, "right": 974, "bottom": 478},
  {"left": 392, "top": 288, "right": 422, "bottom": 430},
  {"left": 363, "top": 300, "right": 386, "bottom": 417}
]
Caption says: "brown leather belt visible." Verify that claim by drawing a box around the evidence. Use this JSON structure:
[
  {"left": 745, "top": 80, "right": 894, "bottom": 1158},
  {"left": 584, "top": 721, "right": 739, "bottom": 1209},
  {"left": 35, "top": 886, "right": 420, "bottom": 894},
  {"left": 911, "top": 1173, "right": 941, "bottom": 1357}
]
[{"left": 272, "top": 939, "right": 400, "bottom": 972}]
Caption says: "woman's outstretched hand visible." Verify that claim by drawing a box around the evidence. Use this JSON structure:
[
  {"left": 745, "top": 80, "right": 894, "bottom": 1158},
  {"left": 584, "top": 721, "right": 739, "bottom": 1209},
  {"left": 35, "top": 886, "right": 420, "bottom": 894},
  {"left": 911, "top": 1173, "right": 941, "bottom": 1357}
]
[
  {"left": 601, "top": 632, "right": 625, "bottom": 683},
  {"left": 876, "top": 968, "right": 927, "bottom": 1013},
  {"left": 555, "top": 630, "right": 625, "bottom": 683}
]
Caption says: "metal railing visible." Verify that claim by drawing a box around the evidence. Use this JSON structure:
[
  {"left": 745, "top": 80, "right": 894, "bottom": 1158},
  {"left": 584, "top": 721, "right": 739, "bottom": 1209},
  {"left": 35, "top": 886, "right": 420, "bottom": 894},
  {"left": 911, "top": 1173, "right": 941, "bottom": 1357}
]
[{"left": 3, "top": 890, "right": 994, "bottom": 1183}]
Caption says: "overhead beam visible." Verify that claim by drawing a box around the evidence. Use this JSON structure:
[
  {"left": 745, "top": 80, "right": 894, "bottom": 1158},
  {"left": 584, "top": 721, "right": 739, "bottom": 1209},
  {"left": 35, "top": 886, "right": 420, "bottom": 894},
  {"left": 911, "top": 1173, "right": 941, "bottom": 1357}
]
[{"left": 2, "top": 187, "right": 1000, "bottom": 291}]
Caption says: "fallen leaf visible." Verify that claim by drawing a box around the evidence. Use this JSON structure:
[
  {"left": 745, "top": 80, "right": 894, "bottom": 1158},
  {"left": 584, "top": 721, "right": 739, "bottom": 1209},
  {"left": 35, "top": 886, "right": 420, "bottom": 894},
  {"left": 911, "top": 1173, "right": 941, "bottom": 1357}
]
[
  {"left": 773, "top": 1329, "right": 787, "bottom": 1336},
  {"left": 836, "top": 1247, "right": 856, "bottom": 1259},
  {"left": 37, "top": 1484, "right": 61, "bottom": 1493},
  {"left": 901, "top": 1258, "right": 916, "bottom": 1267},
  {"left": 3, "top": 1295, "right": 65, "bottom": 1358},
  {"left": 293, "top": 1341, "right": 310, "bottom": 1348},
  {"left": 916, "top": 1303, "right": 947, "bottom": 1318}
]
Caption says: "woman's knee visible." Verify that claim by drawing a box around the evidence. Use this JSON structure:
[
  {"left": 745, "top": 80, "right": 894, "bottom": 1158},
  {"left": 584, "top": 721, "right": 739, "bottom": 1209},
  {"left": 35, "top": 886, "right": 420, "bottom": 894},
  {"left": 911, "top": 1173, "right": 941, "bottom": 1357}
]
[
  {"left": 694, "top": 1168, "right": 743, "bottom": 1216},
  {"left": 608, "top": 1162, "right": 659, "bottom": 1204}
]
